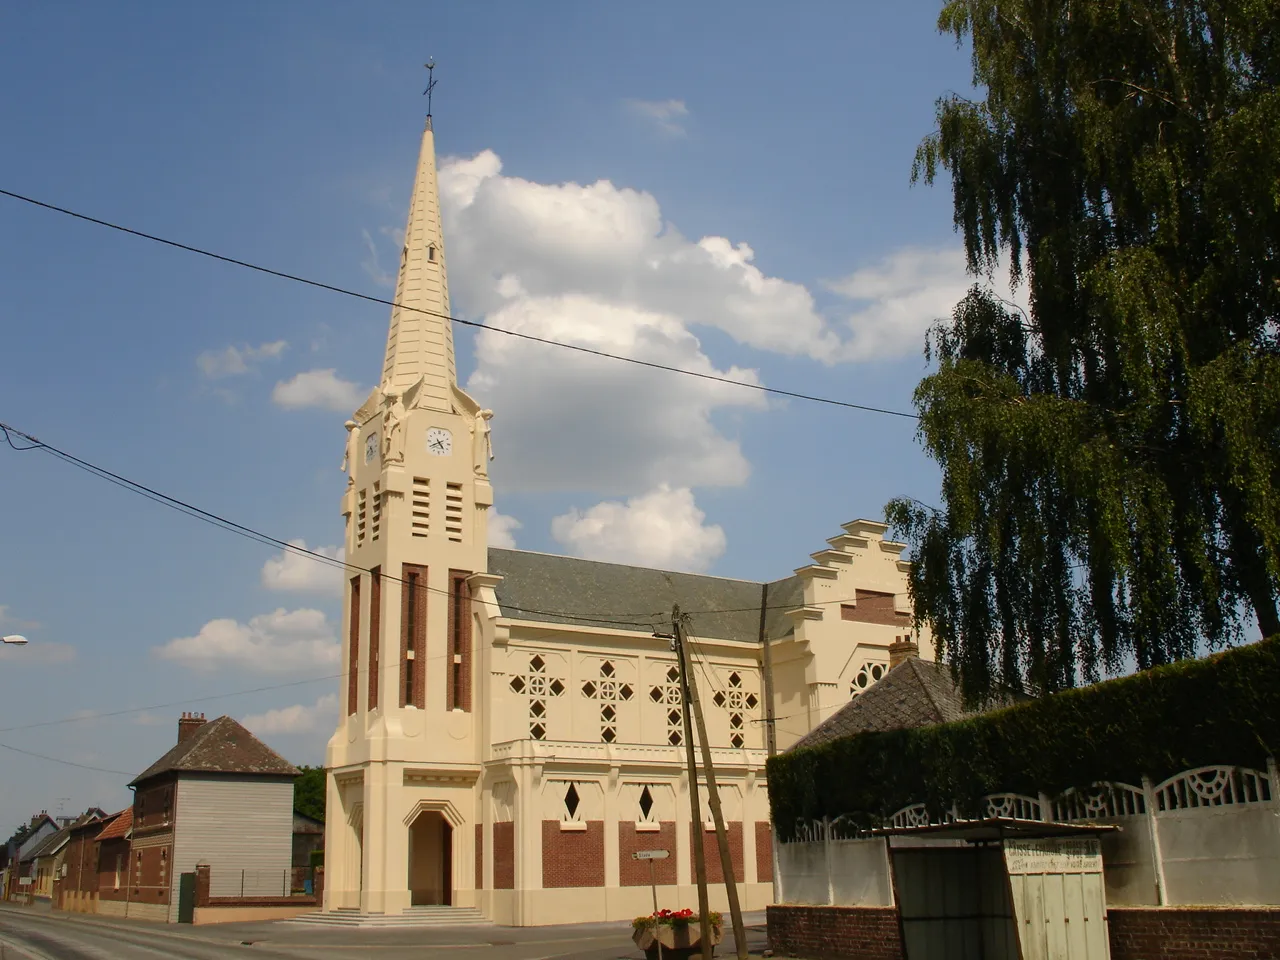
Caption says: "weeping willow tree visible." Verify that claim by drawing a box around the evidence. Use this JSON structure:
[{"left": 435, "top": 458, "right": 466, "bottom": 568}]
[{"left": 887, "top": 0, "right": 1280, "bottom": 703}]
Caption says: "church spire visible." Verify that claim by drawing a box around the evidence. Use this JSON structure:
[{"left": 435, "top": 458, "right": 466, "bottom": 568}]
[{"left": 380, "top": 84, "right": 454, "bottom": 410}]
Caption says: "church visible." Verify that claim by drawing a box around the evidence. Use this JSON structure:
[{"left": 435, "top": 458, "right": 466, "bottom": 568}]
[{"left": 322, "top": 108, "right": 933, "bottom": 926}]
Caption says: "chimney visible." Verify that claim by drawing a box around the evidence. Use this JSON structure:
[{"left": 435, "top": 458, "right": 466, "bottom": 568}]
[
  {"left": 178, "top": 712, "right": 207, "bottom": 744},
  {"left": 888, "top": 636, "right": 919, "bottom": 669}
]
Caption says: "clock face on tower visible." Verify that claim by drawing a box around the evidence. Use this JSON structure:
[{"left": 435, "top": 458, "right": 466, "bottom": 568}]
[
  {"left": 365, "top": 433, "right": 379, "bottom": 464},
  {"left": 426, "top": 427, "right": 453, "bottom": 456}
]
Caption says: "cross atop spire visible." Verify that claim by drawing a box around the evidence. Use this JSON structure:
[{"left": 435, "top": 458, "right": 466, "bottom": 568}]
[{"left": 423, "top": 59, "right": 437, "bottom": 120}]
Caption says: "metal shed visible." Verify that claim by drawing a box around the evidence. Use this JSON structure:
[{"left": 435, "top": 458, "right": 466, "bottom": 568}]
[{"left": 872, "top": 818, "right": 1116, "bottom": 960}]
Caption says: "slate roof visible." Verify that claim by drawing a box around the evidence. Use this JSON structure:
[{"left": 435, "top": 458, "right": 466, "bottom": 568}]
[
  {"left": 789, "top": 658, "right": 986, "bottom": 751},
  {"left": 21, "top": 825, "right": 70, "bottom": 863},
  {"left": 487, "top": 547, "right": 802, "bottom": 642},
  {"left": 95, "top": 808, "right": 132, "bottom": 841},
  {"left": 129, "top": 715, "right": 299, "bottom": 787}
]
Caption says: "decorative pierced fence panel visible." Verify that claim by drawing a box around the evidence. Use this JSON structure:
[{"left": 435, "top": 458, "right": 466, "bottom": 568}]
[
  {"left": 1053, "top": 782, "right": 1157, "bottom": 906},
  {"left": 1153, "top": 765, "right": 1280, "bottom": 905},
  {"left": 983, "top": 793, "right": 1042, "bottom": 821}
]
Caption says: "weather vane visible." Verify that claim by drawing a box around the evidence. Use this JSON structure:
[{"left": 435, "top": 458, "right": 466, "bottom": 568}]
[{"left": 423, "top": 58, "right": 437, "bottom": 118}]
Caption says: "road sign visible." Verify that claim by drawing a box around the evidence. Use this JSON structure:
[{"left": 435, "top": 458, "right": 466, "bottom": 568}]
[{"left": 633, "top": 849, "right": 670, "bottom": 860}]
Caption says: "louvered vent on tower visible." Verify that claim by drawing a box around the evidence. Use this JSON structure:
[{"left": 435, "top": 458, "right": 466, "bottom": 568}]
[
  {"left": 411, "top": 477, "right": 430, "bottom": 538},
  {"left": 371, "top": 482, "right": 383, "bottom": 541},
  {"left": 356, "top": 489, "right": 368, "bottom": 547},
  {"left": 445, "top": 482, "right": 463, "bottom": 542}
]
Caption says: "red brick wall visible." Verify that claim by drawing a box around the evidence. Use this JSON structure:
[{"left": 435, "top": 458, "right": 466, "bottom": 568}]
[
  {"left": 755, "top": 821, "right": 773, "bottom": 882},
  {"left": 768, "top": 905, "right": 905, "bottom": 960},
  {"left": 542, "top": 821, "right": 605, "bottom": 888},
  {"left": 96, "top": 839, "right": 131, "bottom": 903},
  {"left": 1108, "top": 907, "right": 1280, "bottom": 960},
  {"left": 474, "top": 824, "right": 483, "bottom": 890},
  {"left": 134, "top": 781, "right": 175, "bottom": 830},
  {"left": 840, "top": 590, "right": 909, "bottom": 626},
  {"left": 493, "top": 822, "right": 514, "bottom": 890},
  {"left": 60, "top": 833, "right": 100, "bottom": 898},
  {"left": 689, "top": 822, "right": 743, "bottom": 884},
  {"left": 620, "top": 823, "right": 677, "bottom": 886}
]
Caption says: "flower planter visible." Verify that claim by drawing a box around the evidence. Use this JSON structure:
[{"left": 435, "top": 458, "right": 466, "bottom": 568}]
[{"left": 632, "top": 920, "right": 723, "bottom": 959}]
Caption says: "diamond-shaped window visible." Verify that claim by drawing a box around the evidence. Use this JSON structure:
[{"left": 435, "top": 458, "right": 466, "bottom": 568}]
[
  {"left": 650, "top": 687, "right": 664, "bottom": 703},
  {"left": 601, "top": 704, "right": 616, "bottom": 722},
  {"left": 600, "top": 661, "right": 615, "bottom": 677},
  {"left": 745, "top": 694, "right": 759, "bottom": 709},
  {"left": 668, "top": 730, "right": 682, "bottom": 746},
  {"left": 549, "top": 679, "right": 565, "bottom": 696},
  {"left": 619, "top": 684, "right": 633, "bottom": 701},
  {"left": 601, "top": 727, "right": 616, "bottom": 743},
  {"left": 509, "top": 677, "right": 525, "bottom": 694},
  {"left": 730, "top": 733, "right": 744, "bottom": 749},
  {"left": 564, "top": 783, "right": 580, "bottom": 818},
  {"left": 530, "top": 655, "right": 545, "bottom": 673},
  {"left": 530, "top": 723, "right": 546, "bottom": 740},
  {"left": 639, "top": 785, "right": 655, "bottom": 820},
  {"left": 730, "top": 713, "right": 743, "bottom": 729},
  {"left": 529, "top": 700, "right": 546, "bottom": 718},
  {"left": 667, "top": 709, "right": 681, "bottom": 726},
  {"left": 582, "top": 681, "right": 597, "bottom": 699},
  {"left": 667, "top": 667, "right": 680, "bottom": 682},
  {"left": 712, "top": 692, "right": 726, "bottom": 708},
  {"left": 729, "top": 672, "right": 741, "bottom": 687}
]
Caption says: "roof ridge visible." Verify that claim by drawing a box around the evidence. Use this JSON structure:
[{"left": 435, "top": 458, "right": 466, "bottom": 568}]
[
  {"left": 907, "top": 657, "right": 947, "bottom": 722},
  {"left": 488, "top": 546, "right": 772, "bottom": 587}
]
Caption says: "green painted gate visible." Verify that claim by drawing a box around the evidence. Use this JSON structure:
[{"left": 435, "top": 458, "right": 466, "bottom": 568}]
[{"left": 177, "top": 872, "right": 196, "bottom": 923}]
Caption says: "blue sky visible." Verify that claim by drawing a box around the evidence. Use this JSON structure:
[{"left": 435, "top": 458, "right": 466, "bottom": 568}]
[{"left": 0, "top": 2, "right": 988, "bottom": 827}]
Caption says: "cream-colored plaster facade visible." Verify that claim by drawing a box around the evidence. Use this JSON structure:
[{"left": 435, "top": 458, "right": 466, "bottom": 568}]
[{"left": 323, "top": 114, "right": 932, "bottom": 925}]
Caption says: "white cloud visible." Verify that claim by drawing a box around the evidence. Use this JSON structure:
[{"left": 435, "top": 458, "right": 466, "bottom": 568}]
[
  {"left": 261, "top": 541, "right": 344, "bottom": 597},
  {"left": 467, "top": 295, "right": 762, "bottom": 494},
  {"left": 626, "top": 98, "right": 691, "bottom": 136},
  {"left": 197, "top": 341, "right": 287, "bottom": 379},
  {"left": 272, "top": 369, "right": 365, "bottom": 412},
  {"left": 0, "top": 641, "right": 76, "bottom": 665},
  {"left": 488, "top": 512, "right": 522, "bottom": 549},
  {"left": 828, "top": 247, "right": 1027, "bottom": 362},
  {"left": 439, "top": 150, "right": 842, "bottom": 361},
  {"left": 154, "top": 608, "right": 339, "bottom": 674},
  {"left": 551, "top": 484, "right": 726, "bottom": 573},
  {"left": 243, "top": 693, "right": 338, "bottom": 737}
]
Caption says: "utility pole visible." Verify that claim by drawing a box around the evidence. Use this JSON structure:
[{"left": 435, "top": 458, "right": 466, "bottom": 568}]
[
  {"left": 673, "top": 605, "right": 748, "bottom": 960},
  {"left": 667, "top": 608, "right": 713, "bottom": 960}
]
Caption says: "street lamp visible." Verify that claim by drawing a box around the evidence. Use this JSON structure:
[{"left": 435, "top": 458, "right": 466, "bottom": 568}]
[{"left": 1, "top": 636, "right": 28, "bottom": 645}]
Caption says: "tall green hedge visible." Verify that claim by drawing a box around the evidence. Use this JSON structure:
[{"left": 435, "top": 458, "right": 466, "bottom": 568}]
[{"left": 766, "top": 638, "right": 1280, "bottom": 840}]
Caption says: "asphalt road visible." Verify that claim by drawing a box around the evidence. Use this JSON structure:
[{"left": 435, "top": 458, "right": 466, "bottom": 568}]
[{"left": 0, "top": 905, "right": 772, "bottom": 960}]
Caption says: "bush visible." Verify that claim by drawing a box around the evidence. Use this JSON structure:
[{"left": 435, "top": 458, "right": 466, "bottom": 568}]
[{"left": 766, "top": 637, "right": 1280, "bottom": 840}]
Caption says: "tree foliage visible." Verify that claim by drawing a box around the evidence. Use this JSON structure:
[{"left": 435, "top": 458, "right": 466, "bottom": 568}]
[
  {"left": 294, "top": 765, "right": 326, "bottom": 822},
  {"left": 888, "top": 0, "right": 1280, "bottom": 702}
]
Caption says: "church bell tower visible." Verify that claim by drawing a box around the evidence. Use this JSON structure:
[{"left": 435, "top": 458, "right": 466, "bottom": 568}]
[{"left": 324, "top": 96, "right": 494, "bottom": 915}]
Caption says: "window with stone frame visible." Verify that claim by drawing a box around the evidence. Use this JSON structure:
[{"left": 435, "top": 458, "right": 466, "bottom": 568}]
[
  {"left": 562, "top": 782, "right": 582, "bottom": 823},
  {"left": 637, "top": 784, "right": 657, "bottom": 823},
  {"left": 711, "top": 671, "right": 759, "bottom": 749},
  {"left": 649, "top": 665, "right": 684, "bottom": 746},
  {"left": 581, "top": 660, "right": 634, "bottom": 743},
  {"left": 508, "top": 653, "right": 565, "bottom": 740},
  {"left": 850, "top": 660, "right": 888, "bottom": 698}
]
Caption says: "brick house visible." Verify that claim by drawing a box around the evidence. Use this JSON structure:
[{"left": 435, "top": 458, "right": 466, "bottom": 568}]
[
  {"left": 106, "top": 712, "right": 299, "bottom": 922},
  {"left": 3, "top": 813, "right": 57, "bottom": 900},
  {"left": 59, "top": 808, "right": 117, "bottom": 913}
]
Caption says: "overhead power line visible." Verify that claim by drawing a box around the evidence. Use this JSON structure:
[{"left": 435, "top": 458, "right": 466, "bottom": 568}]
[{"left": 0, "top": 188, "right": 918, "bottom": 421}]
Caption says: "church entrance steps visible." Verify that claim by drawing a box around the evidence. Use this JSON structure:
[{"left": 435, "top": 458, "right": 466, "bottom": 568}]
[{"left": 283, "top": 906, "right": 493, "bottom": 928}]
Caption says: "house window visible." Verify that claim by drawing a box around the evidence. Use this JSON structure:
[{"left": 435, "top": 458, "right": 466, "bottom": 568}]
[
  {"left": 428, "top": 244, "right": 436, "bottom": 263},
  {"left": 114, "top": 854, "right": 122, "bottom": 890},
  {"left": 401, "top": 563, "right": 427, "bottom": 709}
]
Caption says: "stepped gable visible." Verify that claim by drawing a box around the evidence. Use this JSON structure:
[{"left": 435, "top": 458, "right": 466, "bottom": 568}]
[
  {"left": 128, "top": 715, "right": 298, "bottom": 786},
  {"left": 487, "top": 547, "right": 803, "bottom": 643},
  {"left": 789, "top": 657, "right": 980, "bottom": 751}
]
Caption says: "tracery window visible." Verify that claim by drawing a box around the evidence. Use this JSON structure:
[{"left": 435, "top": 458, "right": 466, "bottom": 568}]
[
  {"left": 581, "top": 660, "right": 634, "bottom": 742},
  {"left": 850, "top": 661, "right": 888, "bottom": 698},
  {"left": 649, "top": 665, "right": 684, "bottom": 746},
  {"left": 509, "top": 654, "right": 565, "bottom": 740},
  {"left": 711, "top": 671, "right": 758, "bottom": 749}
]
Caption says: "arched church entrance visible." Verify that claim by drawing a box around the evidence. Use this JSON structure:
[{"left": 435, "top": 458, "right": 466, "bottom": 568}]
[{"left": 407, "top": 810, "right": 452, "bottom": 906}]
